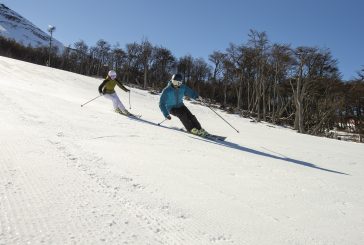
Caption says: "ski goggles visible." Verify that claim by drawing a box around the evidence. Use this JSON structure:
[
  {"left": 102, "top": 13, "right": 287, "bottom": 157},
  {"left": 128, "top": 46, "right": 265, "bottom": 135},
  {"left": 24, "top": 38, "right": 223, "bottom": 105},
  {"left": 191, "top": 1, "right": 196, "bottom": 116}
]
[{"left": 172, "top": 79, "right": 183, "bottom": 87}]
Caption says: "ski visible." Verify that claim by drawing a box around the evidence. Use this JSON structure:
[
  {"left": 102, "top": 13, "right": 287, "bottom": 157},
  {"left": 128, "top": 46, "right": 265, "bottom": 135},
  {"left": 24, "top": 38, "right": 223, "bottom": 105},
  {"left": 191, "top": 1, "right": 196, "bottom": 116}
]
[
  {"left": 175, "top": 128, "right": 226, "bottom": 141},
  {"left": 128, "top": 118, "right": 227, "bottom": 141},
  {"left": 204, "top": 134, "right": 227, "bottom": 141},
  {"left": 116, "top": 111, "right": 142, "bottom": 119},
  {"left": 128, "top": 113, "right": 142, "bottom": 119}
]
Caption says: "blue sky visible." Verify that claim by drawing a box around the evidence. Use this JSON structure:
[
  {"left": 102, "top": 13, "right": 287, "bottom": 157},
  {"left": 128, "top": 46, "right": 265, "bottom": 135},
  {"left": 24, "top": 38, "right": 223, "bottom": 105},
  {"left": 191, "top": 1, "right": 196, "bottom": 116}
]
[{"left": 1, "top": 0, "right": 363, "bottom": 80}]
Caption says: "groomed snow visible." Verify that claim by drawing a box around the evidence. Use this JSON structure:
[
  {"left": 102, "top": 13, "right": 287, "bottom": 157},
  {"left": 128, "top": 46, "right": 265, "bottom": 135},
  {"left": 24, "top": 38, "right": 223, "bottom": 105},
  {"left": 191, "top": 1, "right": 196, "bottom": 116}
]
[{"left": 0, "top": 56, "right": 363, "bottom": 244}]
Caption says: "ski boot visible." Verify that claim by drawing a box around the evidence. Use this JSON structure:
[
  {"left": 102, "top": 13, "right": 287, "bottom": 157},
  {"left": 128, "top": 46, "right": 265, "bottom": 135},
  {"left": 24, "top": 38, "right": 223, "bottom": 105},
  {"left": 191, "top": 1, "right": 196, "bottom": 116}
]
[
  {"left": 121, "top": 110, "right": 131, "bottom": 116},
  {"left": 115, "top": 108, "right": 131, "bottom": 116},
  {"left": 115, "top": 108, "right": 123, "bottom": 114},
  {"left": 190, "top": 128, "right": 209, "bottom": 137}
]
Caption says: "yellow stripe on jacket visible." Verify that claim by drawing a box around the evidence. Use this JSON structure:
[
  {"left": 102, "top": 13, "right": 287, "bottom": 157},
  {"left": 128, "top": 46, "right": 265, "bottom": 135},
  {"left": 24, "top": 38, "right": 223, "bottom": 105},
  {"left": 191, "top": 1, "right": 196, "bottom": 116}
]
[{"left": 99, "top": 77, "right": 129, "bottom": 94}]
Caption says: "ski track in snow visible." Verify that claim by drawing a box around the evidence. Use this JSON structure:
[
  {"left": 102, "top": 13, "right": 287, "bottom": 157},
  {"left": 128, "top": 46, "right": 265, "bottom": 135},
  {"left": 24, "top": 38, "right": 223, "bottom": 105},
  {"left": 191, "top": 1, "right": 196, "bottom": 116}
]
[
  {"left": 1, "top": 56, "right": 364, "bottom": 244},
  {"left": 0, "top": 89, "right": 209, "bottom": 244}
]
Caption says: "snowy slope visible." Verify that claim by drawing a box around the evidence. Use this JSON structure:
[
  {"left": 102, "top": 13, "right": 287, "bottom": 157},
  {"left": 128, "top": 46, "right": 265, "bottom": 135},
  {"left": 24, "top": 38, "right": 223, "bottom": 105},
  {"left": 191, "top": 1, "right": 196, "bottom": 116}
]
[
  {"left": 0, "top": 56, "right": 363, "bottom": 244},
  {"left": 0, "top": 4, "right": 64, "bottom": 51}
]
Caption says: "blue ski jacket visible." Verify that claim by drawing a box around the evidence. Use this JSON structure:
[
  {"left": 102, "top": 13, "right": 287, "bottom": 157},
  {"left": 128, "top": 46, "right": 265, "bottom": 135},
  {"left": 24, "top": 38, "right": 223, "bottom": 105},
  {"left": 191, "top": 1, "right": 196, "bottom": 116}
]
[{"left": 159, "top": 82, "right": 199, "bottom": 118}]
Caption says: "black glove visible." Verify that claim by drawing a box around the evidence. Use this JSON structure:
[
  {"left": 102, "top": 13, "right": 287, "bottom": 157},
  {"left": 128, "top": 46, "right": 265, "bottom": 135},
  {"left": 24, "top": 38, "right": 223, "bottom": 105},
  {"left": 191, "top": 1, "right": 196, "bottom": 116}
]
[
  {"left": 166, "top": 115, "right": 171, "bottom": 120},
  {"left": 126, "top": 89, "right": 130, "bottom": 93},
  {"left": 99, "top": 91, "right": 104, "bottom": 95}
]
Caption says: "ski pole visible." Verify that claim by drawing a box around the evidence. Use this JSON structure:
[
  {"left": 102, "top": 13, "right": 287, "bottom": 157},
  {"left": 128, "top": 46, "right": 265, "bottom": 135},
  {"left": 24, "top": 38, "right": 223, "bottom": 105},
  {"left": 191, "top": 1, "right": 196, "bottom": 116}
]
[
  {"left": 200, "top": 100, "right": 240, "bottom": 133},
  {"left": 81, "top": 95, "right": 102, "bottom": 107},
  {"left": 129, "top": 91, "right": 131, "bottom": 109},
  {"left": 158, "top": 118, "right": 168, "bottom": 126}
]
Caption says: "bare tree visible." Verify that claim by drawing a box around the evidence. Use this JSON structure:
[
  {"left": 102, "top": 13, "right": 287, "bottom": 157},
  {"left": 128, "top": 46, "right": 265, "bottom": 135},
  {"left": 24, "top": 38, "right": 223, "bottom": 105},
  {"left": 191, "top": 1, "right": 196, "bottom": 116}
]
[
  {"left": 209, "top": 51, "right": 225, "bottom": 81},
  {"left": 356, "top": 66, "right": 364, "bottom": 81},
  {"left": 209, "top": 51, "right": 226, "bottom": 98},
  {"left": 290, "top": 47, "right": 339, "bottom": 133},
  {"left": 247, "top": 29, "right": 270, "bottom": 121},
  {"left": 150, "top": 46, "right": 176, "bottom": 89},
  {"left": 225, "top": 43, "right": 244, "bottom": 110},
  {"left": 177, "top": 55, "right": 194, "bottom": 84},
  {"left": 139, "top": 39, "right": 154, "bottom": 89},
  {"left": 123, "top": 42, "right": 140, "bottom": 84},
  {"left": 111, "top": 44, "right": 126, "bottom": 75},
  {"left": 73, "top": 40, "right": 89, "bottom": 74},
  {"left": 94, "top": 39, "right": 111, "bottom": 76},
  {"left": 191, "top": 58, "right": 210, "bottom": 94},
  {"left": 270, "top": 44, "right": 293, "bottom": 122}
]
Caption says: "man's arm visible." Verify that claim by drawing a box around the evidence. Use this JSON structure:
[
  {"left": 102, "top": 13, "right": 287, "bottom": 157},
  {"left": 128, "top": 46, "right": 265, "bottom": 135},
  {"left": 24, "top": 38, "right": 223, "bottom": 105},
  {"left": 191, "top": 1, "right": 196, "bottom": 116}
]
[
  {"left": 184, "top": 85, "right": 198, "bottom": 100},
  {"left": 159, "top": 90, "right": 169, "bottom": 118},
  {"left": 98, "top": 79, "right": 108, "bottom": 94},
  {"left": 116, "top": 79, "right": 130, "bottom": 92}
]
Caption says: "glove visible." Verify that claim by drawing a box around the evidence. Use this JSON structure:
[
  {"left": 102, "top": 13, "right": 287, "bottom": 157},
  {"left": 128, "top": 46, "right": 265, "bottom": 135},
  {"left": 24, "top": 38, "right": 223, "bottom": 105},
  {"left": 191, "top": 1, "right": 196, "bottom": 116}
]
[
  {"left": 99, "top": 91, "right": 104, "bottom": 96},
  {"left": 166, "top": 115, "right": 172, "bottom": 120},
  {"left": 126, "top": 89, "right": 130, "bottom": 93}
]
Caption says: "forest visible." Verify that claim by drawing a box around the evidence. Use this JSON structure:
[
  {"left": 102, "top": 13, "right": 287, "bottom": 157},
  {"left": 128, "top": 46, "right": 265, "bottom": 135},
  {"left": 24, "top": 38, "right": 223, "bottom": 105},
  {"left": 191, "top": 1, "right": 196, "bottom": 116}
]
[{"left": 1, "top": 30, "right": 363, "bottom": 142}]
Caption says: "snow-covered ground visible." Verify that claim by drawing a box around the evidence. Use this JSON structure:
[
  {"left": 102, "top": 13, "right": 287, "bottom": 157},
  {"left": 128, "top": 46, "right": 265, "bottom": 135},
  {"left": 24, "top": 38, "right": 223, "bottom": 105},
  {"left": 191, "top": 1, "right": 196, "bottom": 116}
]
[{"left": 0, "top": 56, "right": 363, "bottom": 245}]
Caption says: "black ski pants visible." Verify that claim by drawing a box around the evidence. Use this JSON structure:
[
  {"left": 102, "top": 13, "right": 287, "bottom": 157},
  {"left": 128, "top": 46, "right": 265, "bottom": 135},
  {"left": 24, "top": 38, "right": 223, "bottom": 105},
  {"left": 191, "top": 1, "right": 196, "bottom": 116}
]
[{"left": 170, "top": 105, "right": 201, "bottom": 132}]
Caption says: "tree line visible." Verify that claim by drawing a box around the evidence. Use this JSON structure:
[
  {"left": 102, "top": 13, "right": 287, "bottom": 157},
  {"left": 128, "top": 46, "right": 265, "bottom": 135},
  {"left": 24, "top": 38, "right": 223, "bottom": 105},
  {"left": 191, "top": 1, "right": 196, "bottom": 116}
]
[{"left": 0, "top": 30, "right": 363, "bottom": 142}]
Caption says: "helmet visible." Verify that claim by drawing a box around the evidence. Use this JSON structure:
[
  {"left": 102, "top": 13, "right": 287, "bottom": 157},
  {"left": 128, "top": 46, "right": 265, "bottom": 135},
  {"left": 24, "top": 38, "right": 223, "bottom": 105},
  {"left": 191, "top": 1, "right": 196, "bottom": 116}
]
[
  {"left": 108, "top": 70, "right": 117, "bottom": 79},
  {"left": 171, "top": 73, "right": 183, "bottom": 87}
]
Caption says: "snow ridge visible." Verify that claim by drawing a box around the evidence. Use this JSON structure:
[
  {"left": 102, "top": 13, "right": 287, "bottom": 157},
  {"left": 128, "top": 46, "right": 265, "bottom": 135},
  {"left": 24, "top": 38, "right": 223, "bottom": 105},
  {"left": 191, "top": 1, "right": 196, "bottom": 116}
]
[{"left": 0, "top": 4, "right": 64, "bottom": 51}]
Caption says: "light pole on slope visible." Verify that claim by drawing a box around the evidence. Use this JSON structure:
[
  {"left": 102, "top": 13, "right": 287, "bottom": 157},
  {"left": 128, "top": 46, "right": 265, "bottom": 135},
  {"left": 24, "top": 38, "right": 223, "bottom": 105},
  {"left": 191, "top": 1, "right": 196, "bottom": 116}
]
[{"left": 47, "top": 25, "right": 56, "bottom": 67}]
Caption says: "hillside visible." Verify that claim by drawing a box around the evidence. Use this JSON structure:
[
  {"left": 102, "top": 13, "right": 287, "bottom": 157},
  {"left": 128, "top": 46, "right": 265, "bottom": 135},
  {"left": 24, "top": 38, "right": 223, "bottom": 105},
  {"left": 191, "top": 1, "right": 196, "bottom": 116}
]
[
  {"left": 0, "top": 56, "right": 363, "bottom": 244},
  {"left": 0, "top": 4, "right": 64, "bottom": 51}
]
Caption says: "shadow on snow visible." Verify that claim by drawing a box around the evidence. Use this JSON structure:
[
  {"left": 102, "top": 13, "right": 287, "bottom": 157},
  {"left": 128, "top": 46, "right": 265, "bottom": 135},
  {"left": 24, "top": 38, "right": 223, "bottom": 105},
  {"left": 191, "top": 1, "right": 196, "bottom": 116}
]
[{"left": 129, "top": 116, "right": 349, "bottom": 176}]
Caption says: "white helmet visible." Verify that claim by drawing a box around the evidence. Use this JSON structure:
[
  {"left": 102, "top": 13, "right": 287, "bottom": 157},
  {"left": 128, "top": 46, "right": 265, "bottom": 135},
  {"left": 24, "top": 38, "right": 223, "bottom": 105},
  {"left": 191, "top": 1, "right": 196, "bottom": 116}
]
[{"left": 108, "top": 70, "right": 117, "bottom": 79}]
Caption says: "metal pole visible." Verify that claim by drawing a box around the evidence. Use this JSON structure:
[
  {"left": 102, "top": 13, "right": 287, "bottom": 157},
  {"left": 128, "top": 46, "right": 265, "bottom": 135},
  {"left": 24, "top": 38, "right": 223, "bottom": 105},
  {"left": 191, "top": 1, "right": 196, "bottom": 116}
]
[
  {"left": 48, "top": 32, "right": 52, "bottom": 66},
  {"left": 47, "top": 25, "right": 55, "bottom": 67},
  {"left": 200, "top": 100, "right": 240, "bottom": 133},
  {"left": 80, "top": 95, "right": 102, "bottom": 107},
  {"left": 129, "top": 91, "right": 131, "bottom": 109},
  {"left": 158, "top": 118, "right": 168, "bottom": 126}
]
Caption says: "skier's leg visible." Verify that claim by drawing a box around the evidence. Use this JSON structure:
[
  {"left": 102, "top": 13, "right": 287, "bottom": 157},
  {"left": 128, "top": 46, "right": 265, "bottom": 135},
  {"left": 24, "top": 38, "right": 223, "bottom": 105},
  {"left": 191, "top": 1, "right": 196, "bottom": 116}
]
[
  {"left": 104, "top": 93, "right": 128, "bottom": 114},
  {"left": 170, "top": 106, "right": 201, "bottom": 132},
  {"left": 113, "top": 93, "right": 127, "bottom": 112},
  {"left": 179, "top": 106, "right": 208, "bottom": 136},
  {"left": 170, "top": 107, "right": 192, "bottom": 131},
  {"left": 183, "top": 106, "right": 202, "bottom": 130},
  {"left": 103, "top": 93, "right": 119, "bottom": 110}
]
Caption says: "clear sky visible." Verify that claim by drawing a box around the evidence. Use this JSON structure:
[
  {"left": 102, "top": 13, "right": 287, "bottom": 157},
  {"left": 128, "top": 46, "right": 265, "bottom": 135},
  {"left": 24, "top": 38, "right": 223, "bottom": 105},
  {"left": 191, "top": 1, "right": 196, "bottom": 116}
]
[{"left": 1, "top": 0, "right": 363, "bottom": 80}]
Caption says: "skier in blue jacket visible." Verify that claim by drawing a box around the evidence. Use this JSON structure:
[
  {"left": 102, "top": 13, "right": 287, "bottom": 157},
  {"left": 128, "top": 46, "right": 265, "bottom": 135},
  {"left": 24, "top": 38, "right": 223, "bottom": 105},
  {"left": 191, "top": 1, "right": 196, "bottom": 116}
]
[{"left": 159, "top": 74, "right": 208, "bottom": 137}]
